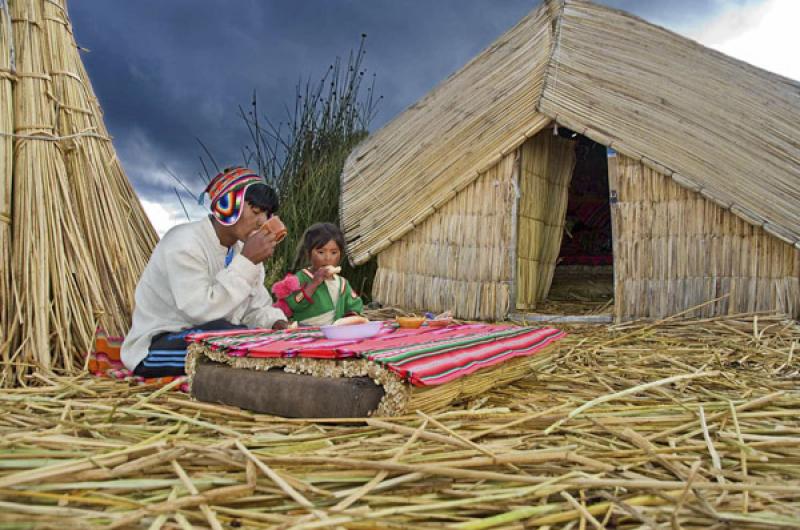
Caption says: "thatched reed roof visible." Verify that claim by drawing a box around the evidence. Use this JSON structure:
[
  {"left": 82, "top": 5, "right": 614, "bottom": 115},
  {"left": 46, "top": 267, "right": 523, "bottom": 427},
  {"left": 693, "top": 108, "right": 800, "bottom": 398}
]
[{"left": 341, "top": 0, "right": 800, "bottom": 265}]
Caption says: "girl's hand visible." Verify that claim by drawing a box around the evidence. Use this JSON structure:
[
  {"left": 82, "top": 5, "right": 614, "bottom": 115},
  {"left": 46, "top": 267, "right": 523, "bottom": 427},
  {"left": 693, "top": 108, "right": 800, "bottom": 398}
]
[{"left": 312, "top": 267, "right": 326, "bottom": 283}]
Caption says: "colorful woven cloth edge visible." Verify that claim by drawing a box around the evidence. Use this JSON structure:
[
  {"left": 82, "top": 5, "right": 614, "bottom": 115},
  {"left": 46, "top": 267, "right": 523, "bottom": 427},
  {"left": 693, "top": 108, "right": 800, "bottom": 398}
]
[
  {"left": 190, "top": 323, "right": 565, "bottom": 387},
  {"left": 88, "top": 331, "right": 189, "bottom": 392}
]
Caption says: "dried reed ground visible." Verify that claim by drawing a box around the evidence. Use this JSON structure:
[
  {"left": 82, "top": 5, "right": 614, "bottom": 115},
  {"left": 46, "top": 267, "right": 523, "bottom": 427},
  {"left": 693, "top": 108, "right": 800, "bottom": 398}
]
[{"left": 0, "top": 313, "right": 798, "bottom": 529}]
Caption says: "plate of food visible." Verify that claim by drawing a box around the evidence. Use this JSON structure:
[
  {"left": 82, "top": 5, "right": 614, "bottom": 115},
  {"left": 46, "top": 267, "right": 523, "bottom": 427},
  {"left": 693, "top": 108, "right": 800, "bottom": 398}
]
[
  {"left": 320, "top": 317, "right": 383, "bottom": 340},
  {"left": 423, "top": 311, "right": 453, "bottom": 328}
]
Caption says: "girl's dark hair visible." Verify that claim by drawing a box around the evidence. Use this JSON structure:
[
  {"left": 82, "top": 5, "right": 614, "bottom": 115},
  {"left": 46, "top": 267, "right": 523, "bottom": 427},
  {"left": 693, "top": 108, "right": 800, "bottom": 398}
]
[
  {"left": 244, "top": 183, "right": 279, "bottom": 217},
  {"left": 293, "top": 222, "right": 345, "bottom": 270}
]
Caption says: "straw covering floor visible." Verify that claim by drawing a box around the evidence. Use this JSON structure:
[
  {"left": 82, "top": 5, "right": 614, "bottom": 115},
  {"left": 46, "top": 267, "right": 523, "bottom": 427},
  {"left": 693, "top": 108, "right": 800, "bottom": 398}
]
[{"left": 0, "top": 314, "right": 798, "bottom": 529}]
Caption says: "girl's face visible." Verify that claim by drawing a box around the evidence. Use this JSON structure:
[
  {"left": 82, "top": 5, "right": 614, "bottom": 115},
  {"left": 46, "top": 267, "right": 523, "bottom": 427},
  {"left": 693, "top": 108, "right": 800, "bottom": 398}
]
[{"left": 310, "top": 239, "right": 341, "bottom": 271}]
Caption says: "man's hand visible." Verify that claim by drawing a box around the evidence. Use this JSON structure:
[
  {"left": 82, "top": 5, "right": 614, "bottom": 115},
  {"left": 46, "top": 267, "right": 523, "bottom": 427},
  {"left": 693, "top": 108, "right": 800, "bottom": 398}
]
[{"left": 241, "top": 230, "right": 277, "bottom": 265}]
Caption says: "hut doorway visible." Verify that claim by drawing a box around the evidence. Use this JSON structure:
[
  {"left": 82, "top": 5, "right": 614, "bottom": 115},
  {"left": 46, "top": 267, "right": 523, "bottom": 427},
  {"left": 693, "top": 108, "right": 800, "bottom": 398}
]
[
  {"left": 546, "top": 134, "right": 614, "bottom": 315},
  {"left": 514, "top": 129, "right": 614, "bottom": 320}
]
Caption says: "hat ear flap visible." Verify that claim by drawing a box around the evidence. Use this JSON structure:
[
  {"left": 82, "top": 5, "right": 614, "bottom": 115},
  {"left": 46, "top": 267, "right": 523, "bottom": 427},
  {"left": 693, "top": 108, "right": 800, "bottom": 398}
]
[
  {"left": 211, "top": 188, "right": 246, "bottom": 226},
  {"left": 216, "top": 192, "right": 235, "bottom": 215}
]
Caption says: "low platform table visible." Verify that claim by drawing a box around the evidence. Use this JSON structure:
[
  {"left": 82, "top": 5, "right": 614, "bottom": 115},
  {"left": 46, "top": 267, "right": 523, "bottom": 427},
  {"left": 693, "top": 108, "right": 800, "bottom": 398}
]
[{"left": 187, "top": 322, "right": 564, "bottom": 417}]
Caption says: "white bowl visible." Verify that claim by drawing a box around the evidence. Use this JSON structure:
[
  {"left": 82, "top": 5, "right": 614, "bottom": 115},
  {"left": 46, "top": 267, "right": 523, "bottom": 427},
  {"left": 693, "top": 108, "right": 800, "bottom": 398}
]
[{"left": 320, "top": 321, "right": 383, "bottom": 340}]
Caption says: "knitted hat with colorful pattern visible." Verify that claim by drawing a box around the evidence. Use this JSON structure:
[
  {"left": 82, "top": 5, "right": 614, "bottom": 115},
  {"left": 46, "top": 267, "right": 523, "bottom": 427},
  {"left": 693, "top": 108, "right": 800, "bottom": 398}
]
[{"left": 199, "top": 167, "right": 264, "bottom": 226}]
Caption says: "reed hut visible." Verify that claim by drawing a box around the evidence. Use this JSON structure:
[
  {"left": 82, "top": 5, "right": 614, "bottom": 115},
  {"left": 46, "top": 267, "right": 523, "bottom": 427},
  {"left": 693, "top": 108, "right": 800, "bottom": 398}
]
[
  {"left": 340, "top": 0, "right": 800, "bottom": 322},
  {"left": 0, "top": 0, "right": 157, "bottom": 385}
]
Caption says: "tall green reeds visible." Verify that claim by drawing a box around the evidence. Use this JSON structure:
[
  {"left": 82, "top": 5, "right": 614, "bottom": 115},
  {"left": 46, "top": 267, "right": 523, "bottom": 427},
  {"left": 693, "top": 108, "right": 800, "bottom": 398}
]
[{"left": 240, "top": 36, "right": 380, "bottom": 295}]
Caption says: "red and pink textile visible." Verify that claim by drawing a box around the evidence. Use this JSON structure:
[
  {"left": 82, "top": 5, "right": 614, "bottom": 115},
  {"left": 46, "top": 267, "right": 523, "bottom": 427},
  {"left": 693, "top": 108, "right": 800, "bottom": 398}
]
[
  {"left": 189, "top": 323, "right": 564, "bottom": 387},
  {"left": 87, "top": 331, "right": 189, "bottom": 392}
]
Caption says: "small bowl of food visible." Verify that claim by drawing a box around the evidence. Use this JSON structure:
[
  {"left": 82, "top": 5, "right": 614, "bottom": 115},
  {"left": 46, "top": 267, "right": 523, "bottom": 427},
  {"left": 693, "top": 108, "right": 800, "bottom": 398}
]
[
  {"left": 426, "top": 318, "right": 452, "bottom": 328},
  {"left": 321, "top": 320, "right": 382, "bottom": 340},
  {"left": 396, "top": 316, "right": 425, "bottom": 329}
]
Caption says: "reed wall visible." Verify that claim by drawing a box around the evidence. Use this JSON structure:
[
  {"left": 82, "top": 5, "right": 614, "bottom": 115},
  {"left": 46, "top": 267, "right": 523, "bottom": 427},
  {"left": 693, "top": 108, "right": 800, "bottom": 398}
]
[
  {"left": 610, "top": 153, "right": 800, "bottom": 320},
  {"left": 516, "top": 131, "right": 576, "bottom": 310},
  {"left": 372, "top": 153, "right": 517, "bottom": 320}
]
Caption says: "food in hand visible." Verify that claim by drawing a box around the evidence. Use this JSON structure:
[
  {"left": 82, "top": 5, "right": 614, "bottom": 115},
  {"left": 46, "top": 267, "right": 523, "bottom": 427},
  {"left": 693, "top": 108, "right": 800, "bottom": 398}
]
[
  {"left": 333, "top": 315, "right": 369, "bottom": 326},
  {"left": 324, "top": 265, "right": 342, "bottom": 277}
]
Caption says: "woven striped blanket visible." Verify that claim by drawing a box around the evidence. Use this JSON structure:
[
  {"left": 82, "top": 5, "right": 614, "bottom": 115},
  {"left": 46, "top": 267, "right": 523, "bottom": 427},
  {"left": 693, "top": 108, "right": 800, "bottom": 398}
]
[
  {"left": 87, "top": 331, "right": 189, "bottom": 392},
  {"left": 189, "top": 323, "right": 564, "bottom": 387}
]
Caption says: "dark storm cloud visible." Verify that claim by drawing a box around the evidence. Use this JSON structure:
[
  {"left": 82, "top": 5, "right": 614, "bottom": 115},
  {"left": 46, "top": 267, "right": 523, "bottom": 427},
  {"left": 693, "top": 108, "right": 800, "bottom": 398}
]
[{"left": 67, "top": 0, "right": 761, "bottom": 207}]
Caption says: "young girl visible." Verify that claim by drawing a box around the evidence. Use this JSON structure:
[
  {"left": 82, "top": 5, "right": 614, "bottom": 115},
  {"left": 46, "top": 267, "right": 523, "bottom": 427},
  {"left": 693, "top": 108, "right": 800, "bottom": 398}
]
[{"left": 272, "top": 222, "right": 363, "bottom": 326}]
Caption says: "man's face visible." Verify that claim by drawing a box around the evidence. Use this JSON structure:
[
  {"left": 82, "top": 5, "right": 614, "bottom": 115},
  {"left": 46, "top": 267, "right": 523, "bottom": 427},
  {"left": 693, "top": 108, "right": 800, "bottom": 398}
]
[{"left": 233, "top": 202, "right": 269, "bottom": 242}]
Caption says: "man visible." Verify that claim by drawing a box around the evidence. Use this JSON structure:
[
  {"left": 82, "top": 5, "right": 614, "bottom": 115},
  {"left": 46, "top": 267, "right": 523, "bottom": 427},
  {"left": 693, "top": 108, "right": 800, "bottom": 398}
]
[{"left": 121, "top": 167, "right": 288, "bottom": 376}]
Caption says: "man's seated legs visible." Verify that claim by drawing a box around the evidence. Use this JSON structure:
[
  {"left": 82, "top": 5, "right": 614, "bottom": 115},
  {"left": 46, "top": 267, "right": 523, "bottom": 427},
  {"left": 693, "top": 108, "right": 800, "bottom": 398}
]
[{"left": 133, "top": 319, "right": 246, "bottom": 377}]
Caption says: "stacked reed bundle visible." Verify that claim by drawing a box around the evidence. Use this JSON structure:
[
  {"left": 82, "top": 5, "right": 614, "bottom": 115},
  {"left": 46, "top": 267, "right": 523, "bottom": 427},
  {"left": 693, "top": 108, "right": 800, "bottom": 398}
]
[
  {"left": 516, "top": 130, "right": 576, "bottom": 310},
  {"left": 0, "top": 0, "right": 157, "bottom": 386},
  {"left": 612, "top": 154, "right": 800, "bottom": 320},
  {"left": 372, "top": 153, "right": 517, "bottom": 320},
  {"left": 0, "top": 0, "right": 13, "bottom": 380},
  {"left": 0, "top": 312, "right": 798, "bottom": 528},
  {"left": 40, "top": 0, "right": 156, "bottom": 330},
  {"left": 7, "top": 0, "right": 102, "bottom": 382}
]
